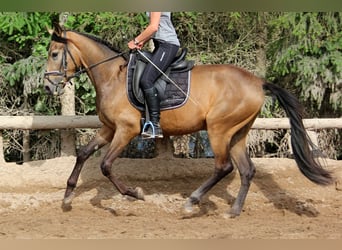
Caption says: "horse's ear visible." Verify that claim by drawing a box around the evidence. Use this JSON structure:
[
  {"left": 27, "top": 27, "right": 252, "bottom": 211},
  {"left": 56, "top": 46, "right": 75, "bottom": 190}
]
[{"left": 52, "top": 22, "right": 64, "bottom": 36}]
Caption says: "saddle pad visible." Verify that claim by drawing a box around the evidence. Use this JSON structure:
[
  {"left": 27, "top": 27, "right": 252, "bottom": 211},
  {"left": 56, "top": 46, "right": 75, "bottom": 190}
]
[{"left": 126, "top": 54, "right": 192, "bottom": 111}]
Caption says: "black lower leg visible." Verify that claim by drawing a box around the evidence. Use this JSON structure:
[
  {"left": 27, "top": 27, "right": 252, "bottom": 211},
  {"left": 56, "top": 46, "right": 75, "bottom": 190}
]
[
  {"left": 64, "top": 134, "right": 110, "bottom": 203},
  {"left": 230, "top": 155, "right": 255, "bottom": 217},
  {"left": 142, "top": 87, "right": 163, "bottom": 138},
  {"left": 64, "top": 147, "right": 95, "bottom": 200},
  {"left": 101, "top": 160, "right": 144, "bottom": 200},
  {"left": 188, "top": 161, "right": 234, "bottom": 205}
]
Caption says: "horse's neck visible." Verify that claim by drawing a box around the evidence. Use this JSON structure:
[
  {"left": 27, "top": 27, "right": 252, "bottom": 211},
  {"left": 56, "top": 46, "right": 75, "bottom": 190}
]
[
  {"left": 68, "top": 32, "right": 125, "bottom": 87},
  {"left": 69, "top": 32, "right": 115, "bottom": 67}
]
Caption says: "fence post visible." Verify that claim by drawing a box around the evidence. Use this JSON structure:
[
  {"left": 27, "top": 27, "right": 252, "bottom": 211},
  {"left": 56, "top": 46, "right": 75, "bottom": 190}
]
[
  {"left": 23, "top": 130, "right": 30, "bottom": 162},
  {"left": 0, "top": 131, "right": 5, "bottom": 164}
]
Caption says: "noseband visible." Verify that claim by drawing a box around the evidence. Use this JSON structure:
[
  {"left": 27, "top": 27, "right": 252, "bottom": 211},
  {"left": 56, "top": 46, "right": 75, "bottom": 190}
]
[{"left": 44, "top": 31, "right": 126, "bottom": 88}]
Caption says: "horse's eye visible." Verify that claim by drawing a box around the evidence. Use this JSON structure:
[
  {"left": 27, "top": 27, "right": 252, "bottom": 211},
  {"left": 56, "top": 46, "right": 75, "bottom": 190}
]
[{"left": 51, "top": 52, "right": 59, "bottom": 59}]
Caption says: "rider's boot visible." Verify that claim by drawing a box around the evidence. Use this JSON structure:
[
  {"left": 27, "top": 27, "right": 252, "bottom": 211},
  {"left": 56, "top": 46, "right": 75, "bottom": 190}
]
[{"left": 141, "top": 87, "right": 163, "bottom": 139}]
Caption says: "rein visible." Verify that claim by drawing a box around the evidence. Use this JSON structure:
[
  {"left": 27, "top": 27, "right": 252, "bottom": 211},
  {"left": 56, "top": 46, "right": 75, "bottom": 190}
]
[
  {"left": 44, "top": 31, "right": 127, "bottom": 86},
  {"left": 73, "top": 53, "right": 126, "bottom": 77}
]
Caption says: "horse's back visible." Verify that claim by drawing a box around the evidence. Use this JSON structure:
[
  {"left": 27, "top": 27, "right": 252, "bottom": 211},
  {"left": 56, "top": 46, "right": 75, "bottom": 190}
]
[
  {"left": 190, "top": 64, "right": 265, "bottom": 108},
  {"left": 191, "top": 64, "right": 263, "bottom": 87},
  {"left": 161, "top": 64, "right": 265, "bottom": 135}
]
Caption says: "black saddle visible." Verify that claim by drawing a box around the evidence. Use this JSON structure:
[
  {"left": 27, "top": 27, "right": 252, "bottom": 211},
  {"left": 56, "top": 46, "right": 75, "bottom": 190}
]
[{"left": 126, "top": 48, "right": 195, "bottom": 111}]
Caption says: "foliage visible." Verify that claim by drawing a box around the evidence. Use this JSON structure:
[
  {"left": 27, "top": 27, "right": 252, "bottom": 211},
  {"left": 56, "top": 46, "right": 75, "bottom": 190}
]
[
  {"left": 0, "top": 12, "right": 60, "bottom": 115},
  {"left": 268, "top": 12, "right": 342, "bottom": 116},
  {"left": 0, "top": 12, "right": 341, "bottom": 161},
  {"left": 63, "top": 12, "right": 148, "bottom": 51},
  {"left": 0, "top": 12, "right": 55, "bottom": 60},
  {"left": 173, "top": 12, "right": 259, "bottom": 69},
  {"left": 74, "top": 75, "right": 97, "bottom": 115}
]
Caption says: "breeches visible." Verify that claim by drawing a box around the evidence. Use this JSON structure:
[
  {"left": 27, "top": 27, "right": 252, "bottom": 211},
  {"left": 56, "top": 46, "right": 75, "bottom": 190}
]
[{"left": 140, "top": 40, "right": 179, "bottom": 90}]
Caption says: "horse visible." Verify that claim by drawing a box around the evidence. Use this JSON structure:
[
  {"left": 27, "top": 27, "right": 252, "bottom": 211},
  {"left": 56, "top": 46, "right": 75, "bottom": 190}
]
[{"left": 43, "top": 23, "right": 333, "bottom": 218}]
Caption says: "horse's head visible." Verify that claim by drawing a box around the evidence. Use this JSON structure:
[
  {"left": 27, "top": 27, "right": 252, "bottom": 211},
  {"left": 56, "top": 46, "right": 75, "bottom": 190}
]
[{"left": 44, "top": 23, "right": 80, "bottom": 96}]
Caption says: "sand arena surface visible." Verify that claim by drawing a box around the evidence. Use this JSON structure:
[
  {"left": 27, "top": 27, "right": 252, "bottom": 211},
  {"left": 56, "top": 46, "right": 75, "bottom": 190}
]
[{"left": 0, "top": 155, "right": 341, "bottom": 239}]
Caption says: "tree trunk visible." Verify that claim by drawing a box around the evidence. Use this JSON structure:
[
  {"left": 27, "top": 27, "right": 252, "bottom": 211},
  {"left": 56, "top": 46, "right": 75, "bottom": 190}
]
[
  {"left": 255, "top": 12, "right": 267, "bottom": 78},
  {"left": 59, "top": 12, "right": 76, "bottom": 157},
  {"left": 22, "top": 97, "right": 30, "bottom": 162},
  {"left": 60, "top": 84, "right": 76, "bottom": 157}
]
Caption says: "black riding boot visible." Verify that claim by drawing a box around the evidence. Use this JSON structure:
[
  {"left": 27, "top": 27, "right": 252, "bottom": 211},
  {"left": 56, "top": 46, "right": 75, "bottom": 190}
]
[{"left": 141, "top": 87, "right": 163, "bottom": 138}]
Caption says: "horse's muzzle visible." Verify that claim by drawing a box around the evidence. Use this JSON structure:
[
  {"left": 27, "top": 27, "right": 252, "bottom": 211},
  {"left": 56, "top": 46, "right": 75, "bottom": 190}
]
[{"left": 44, "top": 81, "right": 65, "bottom": 96}]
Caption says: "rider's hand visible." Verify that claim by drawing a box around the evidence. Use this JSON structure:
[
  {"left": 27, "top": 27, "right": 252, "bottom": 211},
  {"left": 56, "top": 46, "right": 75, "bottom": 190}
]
[{"left": 128, "top": 39, "right": 143, "bottom": 50}]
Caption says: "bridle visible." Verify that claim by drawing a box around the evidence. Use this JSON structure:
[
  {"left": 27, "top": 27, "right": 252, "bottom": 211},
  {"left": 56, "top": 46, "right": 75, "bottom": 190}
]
[{"left": 44, "top": 30, "right": 126, "bottom": 88}]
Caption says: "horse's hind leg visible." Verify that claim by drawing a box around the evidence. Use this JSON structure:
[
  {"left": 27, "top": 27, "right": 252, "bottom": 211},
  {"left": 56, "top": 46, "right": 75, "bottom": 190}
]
[
  {"left": 184, "top": 133, "right": 234, "bottom": 213},
  {"left": 184, "top": 157, "right": 234, "bottom": 213},
  {"left": 63, "top": 126, "right": 114, "bottom": 208},
  {"left": 228, "top": 136, "right": 256, "bottom": 218}
]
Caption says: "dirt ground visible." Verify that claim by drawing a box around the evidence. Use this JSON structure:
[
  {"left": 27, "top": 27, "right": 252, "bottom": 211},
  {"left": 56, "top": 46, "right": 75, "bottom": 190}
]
[{"left": 0, "top": 154, "right": 341, "bottom": 239}]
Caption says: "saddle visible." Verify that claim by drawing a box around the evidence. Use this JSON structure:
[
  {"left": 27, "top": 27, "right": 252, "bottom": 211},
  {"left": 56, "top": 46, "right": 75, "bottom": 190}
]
[{"left": 126, "top": 48, "right": 195, "bottom": 111}]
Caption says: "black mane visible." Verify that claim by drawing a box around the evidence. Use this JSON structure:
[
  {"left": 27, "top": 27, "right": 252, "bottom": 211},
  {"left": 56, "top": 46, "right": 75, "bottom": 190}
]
[
  {"left": 51, "top": 29, "right": 128, "bottom": 61},
  {"left": 74, "top": 31, "right": 122, "bottom": 54}
]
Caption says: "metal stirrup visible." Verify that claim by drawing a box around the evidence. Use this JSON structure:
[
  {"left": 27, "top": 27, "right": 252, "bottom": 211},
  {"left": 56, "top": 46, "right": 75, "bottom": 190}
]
[{"left": 141, "top": 121, "right": 156, "bottom": 139}]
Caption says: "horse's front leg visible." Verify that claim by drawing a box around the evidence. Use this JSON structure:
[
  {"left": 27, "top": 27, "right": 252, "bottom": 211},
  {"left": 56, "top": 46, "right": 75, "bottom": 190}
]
[
  {"left": 100, "top": 130, "right": 144, "bottom": 200},
  {"left": 63, "top": 126, "right": 114, "bottom": 209}
]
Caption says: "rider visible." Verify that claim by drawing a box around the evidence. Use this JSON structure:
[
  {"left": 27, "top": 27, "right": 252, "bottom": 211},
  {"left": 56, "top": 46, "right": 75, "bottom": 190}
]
[{"left": 128, "top": 12, "right": 180, "bottom": 139}]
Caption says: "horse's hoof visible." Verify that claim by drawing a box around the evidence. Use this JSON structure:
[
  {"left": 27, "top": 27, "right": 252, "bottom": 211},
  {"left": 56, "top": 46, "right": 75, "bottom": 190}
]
[
  {"left": 183, "top": 200, "right": 194, "bottom": 214},
  {"left": 61, "top": 202, "right": 72, "bottom": 212},
  {"left": 63, "top": 192, "right": 75, "bottom": 206},
  {"left": 135, "top": 187, "right": 145, "bottom": 200},
  {"left": 61, "top": 193, "right": 74, "bottom": 212},
  {"left": 223, "top": 212, "right": 238, "bottom": 219},
  {"left": 225, "top": 208, "right": 240, "bottom": 219}
]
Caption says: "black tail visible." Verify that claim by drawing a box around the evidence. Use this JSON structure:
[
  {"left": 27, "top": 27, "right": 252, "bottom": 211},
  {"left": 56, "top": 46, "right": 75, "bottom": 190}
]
[{"left": 263, "top": 82, "right": 333, "bottom": 186}]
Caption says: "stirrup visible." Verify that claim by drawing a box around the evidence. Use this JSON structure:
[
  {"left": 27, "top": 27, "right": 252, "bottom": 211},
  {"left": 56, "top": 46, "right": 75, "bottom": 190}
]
[{"left": 141, "top": 121, "right": 163, "bottom": 139}]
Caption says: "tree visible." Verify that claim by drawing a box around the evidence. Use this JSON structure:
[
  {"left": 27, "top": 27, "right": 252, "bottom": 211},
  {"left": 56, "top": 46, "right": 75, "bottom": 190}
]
[
  {"left": 58, "top": 12, "right": 76, "bottom": 157},
  {"left": 0, "top": 12, "right": 60, "bottom": 162},
  {"left": 0, "top": 12, "right": 341, "bottom": 161},
  {"left": 268, "top": 12, "right": 342, "bottom": 117}
]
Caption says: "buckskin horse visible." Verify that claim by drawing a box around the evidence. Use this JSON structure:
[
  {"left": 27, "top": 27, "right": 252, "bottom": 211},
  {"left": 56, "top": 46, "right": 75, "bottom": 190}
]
[{"left": 43, "top": 23, "right": 333, "bottom": 217}]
